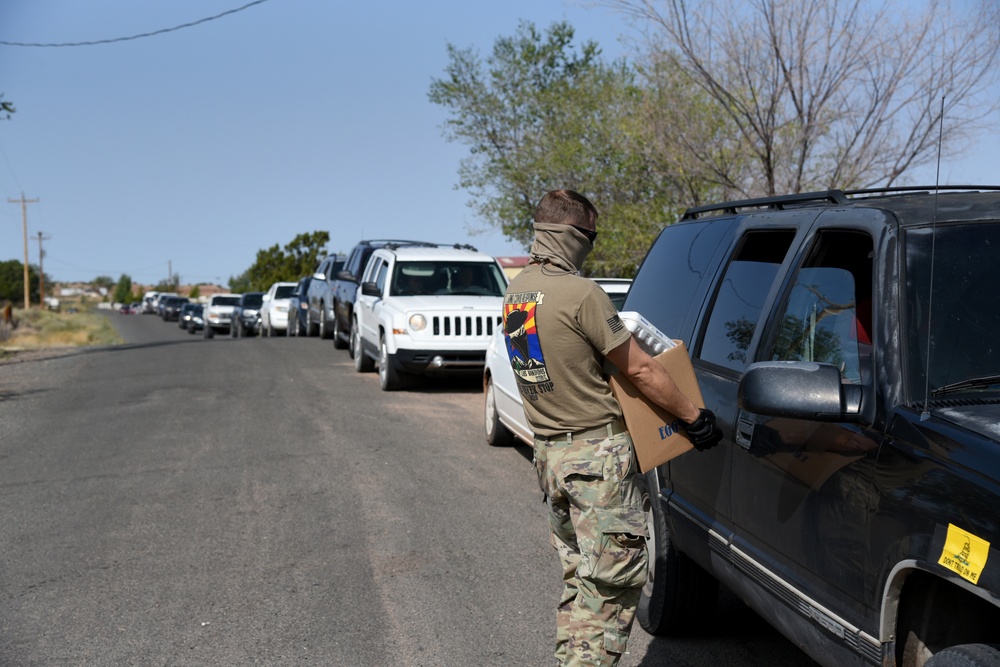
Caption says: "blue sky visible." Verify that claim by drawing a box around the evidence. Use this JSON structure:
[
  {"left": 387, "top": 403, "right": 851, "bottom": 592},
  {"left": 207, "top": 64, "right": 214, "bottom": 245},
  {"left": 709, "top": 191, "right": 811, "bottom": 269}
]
[{"left": 0, "top": 0, "right": 997, "bottom": 288}]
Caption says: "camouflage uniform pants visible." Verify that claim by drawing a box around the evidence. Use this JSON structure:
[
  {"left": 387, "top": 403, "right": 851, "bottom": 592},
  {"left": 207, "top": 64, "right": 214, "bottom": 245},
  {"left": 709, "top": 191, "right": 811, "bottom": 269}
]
[{"left": 533, "top": 427, "right": 648, "bottom": 667}]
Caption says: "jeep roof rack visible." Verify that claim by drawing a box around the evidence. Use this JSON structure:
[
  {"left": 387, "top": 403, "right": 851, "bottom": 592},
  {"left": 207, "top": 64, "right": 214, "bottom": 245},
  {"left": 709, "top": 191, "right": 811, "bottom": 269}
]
[
  {"left": 380, "top": 240, "right": 440, "bottom": 251},
  {"left": 681, "top": 185, "right": 1000, "bottom": 220},
  {"left": 360, "top": 239, "right": 438, "bottom": 248}
]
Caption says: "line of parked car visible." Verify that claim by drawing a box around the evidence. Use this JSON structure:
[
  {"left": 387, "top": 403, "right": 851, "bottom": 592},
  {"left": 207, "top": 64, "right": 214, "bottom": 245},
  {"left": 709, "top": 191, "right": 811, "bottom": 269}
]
[{"left": 129, "top": 239, "right": 581, "bottom": 394}]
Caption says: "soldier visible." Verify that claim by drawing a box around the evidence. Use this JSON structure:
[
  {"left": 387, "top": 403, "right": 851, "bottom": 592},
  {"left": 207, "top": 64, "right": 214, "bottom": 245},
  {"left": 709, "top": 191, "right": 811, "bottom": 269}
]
[{"left": 503, "top": 190, "right": 721, "bottom": 666}]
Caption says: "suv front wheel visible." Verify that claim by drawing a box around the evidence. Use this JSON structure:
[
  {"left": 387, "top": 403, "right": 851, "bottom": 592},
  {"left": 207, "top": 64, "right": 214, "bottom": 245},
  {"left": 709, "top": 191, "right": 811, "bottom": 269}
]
[
  {"left": 332, "top": 311, "right": 348, "bottom": 350},
  {"left": 378, "top": 335, "right": 409, "bottom": 391},
  {"left": 637, "top": 470, "right": 719, "bottom": 636},
  {"left": 352, "top": 320, "right": 374, "bottom": 373}
]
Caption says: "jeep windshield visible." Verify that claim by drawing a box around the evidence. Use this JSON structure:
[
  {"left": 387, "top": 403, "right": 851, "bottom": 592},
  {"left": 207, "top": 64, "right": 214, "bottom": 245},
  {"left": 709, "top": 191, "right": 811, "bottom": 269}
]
[
  {"left": 905, "top": 221, "right": 1000, "bottom": 400},
  {"left": 390, "top": 262, "right": 506, "bottom": 297}
]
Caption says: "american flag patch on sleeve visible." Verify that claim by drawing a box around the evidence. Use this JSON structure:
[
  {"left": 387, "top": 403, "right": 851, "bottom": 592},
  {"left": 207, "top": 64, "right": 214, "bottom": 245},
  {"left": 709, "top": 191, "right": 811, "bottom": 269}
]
[{"left": 608, "top": 315, "right": 624, "bottom": 333}]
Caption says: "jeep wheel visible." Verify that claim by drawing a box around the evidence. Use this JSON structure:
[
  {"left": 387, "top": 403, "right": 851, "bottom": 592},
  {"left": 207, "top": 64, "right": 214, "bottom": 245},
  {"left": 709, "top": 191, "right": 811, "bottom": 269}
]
[
  {"left": 352, "top": 320, "right": 374, "bottom": 373},
  {"left": 332, "top": 313, "right": 348, "bottom": 349},
  {"left": 925, "top": 644, "right": 1000, "bottom": 666},
  {"left": 484, "top": 376, "right": 515, "bottom": 446},
  {"left": 637, "top": 469, "right": 719, "bottom": 636},
  {"left": 378, "top": 336, "right": 409, "bottom": 391}
]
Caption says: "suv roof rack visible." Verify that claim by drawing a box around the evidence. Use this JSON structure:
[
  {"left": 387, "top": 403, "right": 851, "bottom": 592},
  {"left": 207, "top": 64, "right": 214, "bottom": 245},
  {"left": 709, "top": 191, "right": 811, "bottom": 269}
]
[
  {"left": 682, "top": 185, "right": 1000, "bottom": 220},
  {"left": 682, "top": 191, "right": 849, "bottom": 220},
  {"left": 380, "top": 241, "right": 480, "bottom": 252}
]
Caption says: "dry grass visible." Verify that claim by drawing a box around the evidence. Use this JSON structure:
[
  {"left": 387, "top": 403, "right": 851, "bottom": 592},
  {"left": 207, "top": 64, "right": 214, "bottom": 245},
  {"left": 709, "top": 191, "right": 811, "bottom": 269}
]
[{"left": 0, "top": 306, "right": 123, "bottom": 356}]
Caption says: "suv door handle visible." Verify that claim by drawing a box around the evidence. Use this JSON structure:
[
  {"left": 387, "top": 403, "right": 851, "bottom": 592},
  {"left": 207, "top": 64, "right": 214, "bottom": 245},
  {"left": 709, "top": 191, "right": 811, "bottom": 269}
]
[{"left": 735, "top": 416, "right": 754, "bottom": 450}]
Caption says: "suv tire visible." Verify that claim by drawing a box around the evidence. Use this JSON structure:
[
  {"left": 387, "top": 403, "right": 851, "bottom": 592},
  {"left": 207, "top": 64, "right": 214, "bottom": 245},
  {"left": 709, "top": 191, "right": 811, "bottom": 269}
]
[
  {"left": 484, "top": 376, "right": 515, "bottom": 446},
  {"left": 353, "top": 320, "right": 374, "bottom": 372},
  {"left": 925, "top": 644, "right": 1000, "bottom": 667},
  {"left": 307, "top": 311, "right": 319, "bottom": 337},
  {"left": 318, "top": 307, "right": 332, "bottom": 340},
  {"left": 637, "top": 470, "right": 719, "bottom": 636},
  {"left": 332, "top": 312, "right": 348, "bottom": 349},
  {"left": 204, "top": 324, "right": 214, "bottom": 340},
  {"left": 378, "top": 336, "right": 409, "bottom": 391}
]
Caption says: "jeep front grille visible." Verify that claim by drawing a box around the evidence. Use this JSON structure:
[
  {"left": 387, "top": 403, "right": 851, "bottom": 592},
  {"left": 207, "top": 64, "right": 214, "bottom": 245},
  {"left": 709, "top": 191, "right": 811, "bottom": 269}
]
[{"left": 431, "top": 315, "right": 502, "bottom": 338}]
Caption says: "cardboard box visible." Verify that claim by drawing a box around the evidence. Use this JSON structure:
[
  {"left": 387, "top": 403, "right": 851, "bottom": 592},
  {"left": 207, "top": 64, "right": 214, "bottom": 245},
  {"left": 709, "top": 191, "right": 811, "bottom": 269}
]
[{"left": 608, "top": 341, "right": 704, "bottom": 473}]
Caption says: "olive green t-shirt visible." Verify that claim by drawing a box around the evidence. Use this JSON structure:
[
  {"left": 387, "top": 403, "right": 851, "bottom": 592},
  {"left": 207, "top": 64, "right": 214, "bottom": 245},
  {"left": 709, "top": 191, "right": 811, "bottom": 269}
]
[{"left": 503, "top": 263, "right": 631, "bottom": 437}]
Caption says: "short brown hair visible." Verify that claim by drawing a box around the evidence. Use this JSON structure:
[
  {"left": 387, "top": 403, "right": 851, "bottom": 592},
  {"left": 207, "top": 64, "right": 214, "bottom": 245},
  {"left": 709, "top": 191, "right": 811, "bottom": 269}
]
[{"left": 533, "top": 190, "right": 598, "bottom": 228}]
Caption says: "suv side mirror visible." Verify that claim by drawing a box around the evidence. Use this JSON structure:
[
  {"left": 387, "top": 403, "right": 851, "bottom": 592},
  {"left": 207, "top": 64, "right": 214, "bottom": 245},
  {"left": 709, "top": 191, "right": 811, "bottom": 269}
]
[
  {"left": 738, "top": 361, "right": 863, "bottom": 422},
  {"left": 312, "top": 272, "right": 326, "bottom": 281},
  {"left": 361, "top": 281, "right": 381, "bottom": 298},
  {"left": 336, "top": 270, "right": 355, "bottom": 282}
]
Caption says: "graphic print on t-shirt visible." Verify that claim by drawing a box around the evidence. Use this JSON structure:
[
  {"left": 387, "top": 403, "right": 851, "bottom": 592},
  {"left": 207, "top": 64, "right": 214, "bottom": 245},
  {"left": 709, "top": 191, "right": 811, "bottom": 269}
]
[{"left": 503, "top": 290, "right": 553, "bottom": 401}]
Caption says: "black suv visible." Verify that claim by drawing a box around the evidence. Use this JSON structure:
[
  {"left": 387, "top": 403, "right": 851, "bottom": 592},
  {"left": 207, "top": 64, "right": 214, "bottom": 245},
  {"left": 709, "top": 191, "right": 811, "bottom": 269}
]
[
  {"left": 160, "top": 295, "right": 190, "bottom": 322},
  {"left": 626, "top": 187, "right": 1000, "bottom": 667},
  {"left": 231, "top": 292, "right": 264, "bottom": 338},
  {"left": 331, "top": 240, "right": 435, "bottom": 352}
]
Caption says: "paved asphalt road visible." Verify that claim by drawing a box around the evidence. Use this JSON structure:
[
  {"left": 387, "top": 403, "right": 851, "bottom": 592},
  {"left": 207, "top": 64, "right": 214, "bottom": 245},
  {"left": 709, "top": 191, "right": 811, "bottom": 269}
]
[{"left": 0, "top": 312, "right": 818, "bottom": 666}]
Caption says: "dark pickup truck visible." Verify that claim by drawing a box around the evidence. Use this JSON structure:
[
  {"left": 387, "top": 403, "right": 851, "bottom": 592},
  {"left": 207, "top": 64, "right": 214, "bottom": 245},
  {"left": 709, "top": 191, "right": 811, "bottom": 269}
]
[{"left": 626, "top": 187, "right": 1000, "bottom": 667}]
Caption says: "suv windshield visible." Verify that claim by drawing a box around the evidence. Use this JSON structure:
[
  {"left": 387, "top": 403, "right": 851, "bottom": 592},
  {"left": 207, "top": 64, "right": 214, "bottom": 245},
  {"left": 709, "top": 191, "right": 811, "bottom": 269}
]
[
  {"left": 242, "top": 294, "right": 263, "bottom": 308},
  {"left": 905, "top": 221, "right": 1000, "bottom": 399},
  {"left": 390, "top": 261, "right": 505, "bottom": 297},
  {"left": 213, "top": 296, "right": 241, "bottom": 307}
]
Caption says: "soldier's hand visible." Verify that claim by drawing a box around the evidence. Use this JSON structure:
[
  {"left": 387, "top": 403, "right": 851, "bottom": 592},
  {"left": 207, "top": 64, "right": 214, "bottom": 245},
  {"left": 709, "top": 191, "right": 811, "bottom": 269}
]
[{"left": 685, "top": 408, "right": 723, "bottom": 451}]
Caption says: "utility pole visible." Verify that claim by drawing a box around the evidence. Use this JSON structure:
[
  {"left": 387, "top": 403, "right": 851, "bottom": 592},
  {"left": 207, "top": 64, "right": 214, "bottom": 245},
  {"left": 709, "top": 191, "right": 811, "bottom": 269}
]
[
  {"left": 32, "top": 231, "right": 51, "bottom": 306},
  {"left": 8, "top": 192, "right": 38, "bottom": 308}
]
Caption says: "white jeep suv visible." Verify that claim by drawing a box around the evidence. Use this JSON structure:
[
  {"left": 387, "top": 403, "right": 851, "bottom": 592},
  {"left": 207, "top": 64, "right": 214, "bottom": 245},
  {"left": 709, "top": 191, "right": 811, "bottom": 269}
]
[{"left": 352, "top": 243, "right": 508, "bottom": 390}]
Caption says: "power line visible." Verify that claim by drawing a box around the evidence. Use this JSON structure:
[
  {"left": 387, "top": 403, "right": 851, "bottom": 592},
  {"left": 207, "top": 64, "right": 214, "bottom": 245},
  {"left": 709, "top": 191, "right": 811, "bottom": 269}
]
[{"left": 0, "top": 0, "right": 272, "bottom": 48}]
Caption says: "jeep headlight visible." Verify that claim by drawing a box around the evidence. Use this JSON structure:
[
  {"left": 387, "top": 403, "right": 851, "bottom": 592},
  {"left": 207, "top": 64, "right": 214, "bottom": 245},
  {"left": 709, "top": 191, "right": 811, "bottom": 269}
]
[{"left": 408, "top": 314, "right": 427, "bottom": 331}]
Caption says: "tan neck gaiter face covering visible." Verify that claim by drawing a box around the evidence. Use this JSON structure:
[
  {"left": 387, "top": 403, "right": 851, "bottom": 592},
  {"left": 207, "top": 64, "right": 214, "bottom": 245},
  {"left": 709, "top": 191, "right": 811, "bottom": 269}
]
[{"left": 529, "top": 222, "right": 593, "bottom": 274}]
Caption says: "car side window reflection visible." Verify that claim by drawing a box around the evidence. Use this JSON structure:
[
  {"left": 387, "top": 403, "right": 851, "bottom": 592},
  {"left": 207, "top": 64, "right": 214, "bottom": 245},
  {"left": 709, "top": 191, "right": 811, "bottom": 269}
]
[
  {"left": 698, "top": 230, "right": 796, "bottom": 372},
  {"left": 767, "top": 230, "right": 873, "bottom": 384}
]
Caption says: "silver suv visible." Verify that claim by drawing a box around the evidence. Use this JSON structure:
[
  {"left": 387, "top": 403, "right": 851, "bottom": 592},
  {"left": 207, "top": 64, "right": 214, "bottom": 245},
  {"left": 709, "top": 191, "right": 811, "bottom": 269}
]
[{"left": 351, "top": 243, "right": 508, "bottom": 390}]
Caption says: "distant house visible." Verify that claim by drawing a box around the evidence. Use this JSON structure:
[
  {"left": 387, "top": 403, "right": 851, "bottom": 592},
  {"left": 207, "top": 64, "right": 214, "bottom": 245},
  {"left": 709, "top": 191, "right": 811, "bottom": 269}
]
[{"left": 496, "top": 256, "right": 530, "bottom": 281}]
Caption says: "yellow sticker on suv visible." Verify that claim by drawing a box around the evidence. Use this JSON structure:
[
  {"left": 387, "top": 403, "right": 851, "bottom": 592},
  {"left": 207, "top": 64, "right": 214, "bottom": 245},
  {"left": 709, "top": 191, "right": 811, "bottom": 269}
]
[{"left": 938, "top": 524, "right": 990, "bottom": 584}]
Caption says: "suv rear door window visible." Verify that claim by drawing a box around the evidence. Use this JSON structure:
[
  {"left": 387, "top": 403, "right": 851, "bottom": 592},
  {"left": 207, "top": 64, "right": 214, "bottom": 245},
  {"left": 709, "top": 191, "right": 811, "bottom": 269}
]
[
  {"left": 698, "top": 230, "right": 796, "bottom": 372},
  {"left": 625, "top": 219, "right": 732, "bottom": 339}
]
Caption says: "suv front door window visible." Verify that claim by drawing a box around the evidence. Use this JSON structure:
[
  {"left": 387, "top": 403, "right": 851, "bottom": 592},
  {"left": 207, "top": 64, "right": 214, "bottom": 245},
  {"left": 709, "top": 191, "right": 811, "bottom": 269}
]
[{"left": 732, "top": 228, "right": 878, "bottom": 613}]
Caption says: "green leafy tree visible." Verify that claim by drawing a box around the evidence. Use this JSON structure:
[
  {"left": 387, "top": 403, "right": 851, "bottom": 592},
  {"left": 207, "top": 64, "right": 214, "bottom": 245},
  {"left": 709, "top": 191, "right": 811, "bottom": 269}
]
[
  {"left": 0, "top": 259, "right": 42, "bottom": 306},
  {"left": 112, "top": 274, "right": 134, "bottom": 305},
  {"left": 230, "top": 231, "right": 329, "bottom": 292},
  {"left": 187, "top": 285, "right": 201, "bottom": 300},
  {"left": 429, "top": 21, "right": 723, "bottom": 276},
  {"left": 92, "top": 275, "right": 115, "bottom": 291}
]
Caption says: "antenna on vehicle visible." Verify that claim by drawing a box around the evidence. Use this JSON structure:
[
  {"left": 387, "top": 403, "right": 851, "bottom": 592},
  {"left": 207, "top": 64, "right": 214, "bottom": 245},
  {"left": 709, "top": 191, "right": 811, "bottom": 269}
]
[{"left": 920, "top": 95, "right": 946, "bottom": 421}]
